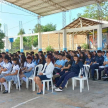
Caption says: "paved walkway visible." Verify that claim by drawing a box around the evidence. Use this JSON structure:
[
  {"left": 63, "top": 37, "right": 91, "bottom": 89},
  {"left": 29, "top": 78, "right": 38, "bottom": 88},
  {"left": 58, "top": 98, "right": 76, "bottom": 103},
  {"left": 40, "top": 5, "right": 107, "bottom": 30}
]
[{"left": 0, "top": 80, "right": 108, "bottom": 108}]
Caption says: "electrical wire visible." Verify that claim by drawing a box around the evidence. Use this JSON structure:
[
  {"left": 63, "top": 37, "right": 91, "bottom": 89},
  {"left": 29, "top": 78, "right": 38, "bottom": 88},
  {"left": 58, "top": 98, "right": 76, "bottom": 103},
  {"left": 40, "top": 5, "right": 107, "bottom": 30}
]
[
  {"left": 8, "top": 18, "right": 38, "bottom": 31},
  {"left": 0, "top": 11, "right": 36, "bottom": 16}
]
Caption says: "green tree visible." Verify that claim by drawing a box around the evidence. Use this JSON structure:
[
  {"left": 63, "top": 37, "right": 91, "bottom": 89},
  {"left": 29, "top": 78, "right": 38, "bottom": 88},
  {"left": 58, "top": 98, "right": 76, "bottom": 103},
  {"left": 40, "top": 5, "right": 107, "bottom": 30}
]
[
  {"left": 18, "top": 29, "right": 25, "bottom": 35},
  {"left": 0, "top": 24, "right": 5, "bottom": 50},
  {"left": 12, "top": 29, "right": 32, "bottom": 52},
  {"left": 33, "top": 23, "right": 56, "bottom": 47},
  {"left": 78, "top": 2, "right": 108, "bottom": 20},
  {"left": 46, "top": 46, "right": 54, "bottom": 52}
]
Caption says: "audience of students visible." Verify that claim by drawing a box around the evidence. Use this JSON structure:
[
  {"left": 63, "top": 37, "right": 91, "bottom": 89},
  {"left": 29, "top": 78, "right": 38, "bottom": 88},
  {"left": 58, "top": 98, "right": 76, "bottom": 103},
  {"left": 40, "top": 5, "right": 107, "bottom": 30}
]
[{"left": 0, "top": 49, "right": 107, "bottom": 94}]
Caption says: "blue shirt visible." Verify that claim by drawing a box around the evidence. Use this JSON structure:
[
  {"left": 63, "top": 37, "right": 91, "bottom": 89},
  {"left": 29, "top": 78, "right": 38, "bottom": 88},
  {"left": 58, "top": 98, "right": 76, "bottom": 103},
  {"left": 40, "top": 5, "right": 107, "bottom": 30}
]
[
  {"left": 70, "top": 61, "right": 83, "bottom": 76},
  {"left": 104, "top": 57, "right": 108, "bottom": 67},
  {"left": 85, "top": 58, "right": 93, "bottom": 65},
  {"left": 55, "top": 59, "right": 65, "bottom": 69},
  {"left": 95, "top": 56, "right": 104, "bottom": 66},
  {"left": 33, "top": 59, "right": 40, "bottom": 66},
  {"left": 92, "top": 55, "right": 97, "bottom": 62}
]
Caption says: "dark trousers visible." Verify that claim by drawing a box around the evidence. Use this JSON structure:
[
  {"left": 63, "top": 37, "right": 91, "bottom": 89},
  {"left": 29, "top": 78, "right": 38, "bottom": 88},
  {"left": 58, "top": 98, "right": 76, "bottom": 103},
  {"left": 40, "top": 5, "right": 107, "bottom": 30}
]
[
  {"left": 56, "top": 71, "right": 77, "bottom": 89},
  {"left": 53, "top": 68, "right": 61, "bottom": 75},
  {"left": 98, "top": 67, "right": 108, "bottom": 78},
  {"left": 55, "top": 70, "right": 65, "bottom": 84},
  {"left": 90, "top": 64, "right": 99, "bottom": 78}
]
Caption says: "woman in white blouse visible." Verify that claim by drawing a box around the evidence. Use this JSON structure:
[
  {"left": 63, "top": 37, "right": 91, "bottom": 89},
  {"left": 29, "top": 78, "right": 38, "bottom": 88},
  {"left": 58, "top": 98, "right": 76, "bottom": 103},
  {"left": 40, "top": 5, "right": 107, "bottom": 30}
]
[{"left": 34, "top": 54, "right": 54, "bottom": 94}]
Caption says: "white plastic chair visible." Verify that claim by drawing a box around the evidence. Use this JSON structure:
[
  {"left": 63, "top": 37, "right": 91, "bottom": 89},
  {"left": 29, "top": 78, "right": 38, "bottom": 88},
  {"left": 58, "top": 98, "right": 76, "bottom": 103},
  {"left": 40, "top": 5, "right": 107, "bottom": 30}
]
[
  {"left": 42, "top": 78, "right": 53, "bottom": 95},
  {"left": 83, "top": 64, "right": 90, "bottom": 78},
  {"left": 72, "top": 68, "right": 89, "bottom": 93},
  {"left": 1, "top": 69, "right": 21, "bottom": 93},
  {"left": 95, "top": 69, "right": 99, "bottom": 80},
  {"left": 38, "top": 63, "right": 54, "bottom": 95},
  {"left": 26, "top": 64, "right": 43, "bottom": 91}
]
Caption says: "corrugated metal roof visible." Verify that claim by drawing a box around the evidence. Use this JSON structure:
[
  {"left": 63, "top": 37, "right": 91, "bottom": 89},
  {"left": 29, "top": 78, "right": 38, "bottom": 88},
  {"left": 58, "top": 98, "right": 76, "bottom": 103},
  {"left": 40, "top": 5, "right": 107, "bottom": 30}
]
[
  {"left": 4, "top": 0, "right": 106, "bottom": 16},
  {"left": 63, "top": 17, "right": 108, "bottom": 35}
]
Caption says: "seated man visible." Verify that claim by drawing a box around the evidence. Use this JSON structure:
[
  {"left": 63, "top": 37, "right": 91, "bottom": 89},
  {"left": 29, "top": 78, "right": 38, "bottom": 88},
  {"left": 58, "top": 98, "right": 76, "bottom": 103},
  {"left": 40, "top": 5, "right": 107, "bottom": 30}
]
[
  {"left": 99, "top": 51, "right": 108, "bottom": 79},
  {"left": 90, "top": 50, "right": 104, "bottom": 81},
  {"left": 53, "top": 53, "right": 65, "bottom": 75}
]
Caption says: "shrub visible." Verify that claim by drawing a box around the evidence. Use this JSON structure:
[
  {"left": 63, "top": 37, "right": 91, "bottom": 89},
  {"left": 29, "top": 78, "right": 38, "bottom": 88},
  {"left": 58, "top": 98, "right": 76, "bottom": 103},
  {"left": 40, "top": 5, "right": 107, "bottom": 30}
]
[
  {"left": 46, "top": 46, "right": 54, "bottom": 52},
  {"left": 81, "top": 43, "right": 89, "bottom": 50}
]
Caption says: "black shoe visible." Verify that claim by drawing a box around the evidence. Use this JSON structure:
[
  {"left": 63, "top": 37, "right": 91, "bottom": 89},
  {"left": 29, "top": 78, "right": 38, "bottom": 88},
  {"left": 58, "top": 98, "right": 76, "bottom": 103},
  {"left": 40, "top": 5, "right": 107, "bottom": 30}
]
[
  {"left": 98, "top": 78, "right": 101, "bottom": 80},
  {"left": 92, "top": 78, "right": 96, "bottom": 81},
  {"left": 3, "top": 90, "right": 8, "bottom": 94}
]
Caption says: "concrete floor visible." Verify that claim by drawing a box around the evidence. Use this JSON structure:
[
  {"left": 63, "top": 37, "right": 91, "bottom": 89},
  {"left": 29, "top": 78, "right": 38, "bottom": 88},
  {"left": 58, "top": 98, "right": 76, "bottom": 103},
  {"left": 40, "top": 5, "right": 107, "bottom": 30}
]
[{"left": 0, "top": 79, "right": 108, "bottom": 108}]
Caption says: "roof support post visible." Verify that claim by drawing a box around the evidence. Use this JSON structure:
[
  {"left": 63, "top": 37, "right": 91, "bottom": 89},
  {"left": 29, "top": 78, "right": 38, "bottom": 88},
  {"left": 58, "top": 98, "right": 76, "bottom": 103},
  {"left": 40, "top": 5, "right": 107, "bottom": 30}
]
[
  {"left": 20, "top": 35, "right": 23, "bottom": 52},
  {"left": 97, "top": 24, "right": 102, "bottom": 50},
  {"left": 38, "top": 16, "right": 42, "bottom": 51},
  {"left": 5, "top": 36, "right": 9, "bottom": 52},
  {"left": 72, "top": 33, "right": 74, "bottom": 50},
  {"left": 63, "top": 29, "right": 67, "bottom": 51},
  {"left": 58, "top": 33, "right": 60, "bottom": 52}
]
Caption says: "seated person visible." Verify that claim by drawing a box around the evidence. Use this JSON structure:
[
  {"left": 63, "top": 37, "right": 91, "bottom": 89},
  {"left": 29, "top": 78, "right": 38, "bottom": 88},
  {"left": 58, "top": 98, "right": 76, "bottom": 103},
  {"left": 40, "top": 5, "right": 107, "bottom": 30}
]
[
  {"left": 102, "top": 51, "right": 106, "bottom": 59},
  {"left": 99, "top": 51, "right": 108, "bottom": 79},
  {"left": 38, "top": 54, "right": 46, "bottom": 66},
  {"left": 53, "top": 53, "right": 65, "bottom": 75},
  {"left": 20, "top": 56, "right": 35, "bottom": 82},
  {"left": 0, "top": 58, "right": 20, "bottom": 94},
  {"left": 34, "top": 55, "right": 54, "bottom": 94},
  {"left": 53, "top": 52, "right": 58, "bottom": 63},
  {"left": 20, "top": 55, "right": 27, "bottom": 74},
  {"left": 55, "top": 55, "right": 83, "bottom": 92},
  {"left": 85, "top": 53, "right": 93, "bottom": 65},
  {"left": 33, "top": 54, "right": 40, "bottom": 66},
  {"left": 0, "top": 55, "right": 12, "bottom": 79},
  {"left": 0, "top": 55, "right": 4, "bottom": 67},
  {"left": 79, "top": 52, "right": 86, "bottom": 64},
  {"left": 62, "top": 53, "right": 68, "bottom": 63},
  {"left": 54, "top": 54, "right": 72, "bottom": 83},
  {"left": 92, "top": 51, "right": 97, "bottom": 62},
  {"left": 90, "top": 50, "right": 104, "bottom": 81}
]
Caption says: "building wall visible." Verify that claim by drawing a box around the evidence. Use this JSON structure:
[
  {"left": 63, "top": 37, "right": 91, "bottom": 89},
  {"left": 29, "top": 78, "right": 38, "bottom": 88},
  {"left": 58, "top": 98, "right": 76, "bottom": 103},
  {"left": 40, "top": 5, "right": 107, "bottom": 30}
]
[{"left": 42, "top": 33, "right": 87, "bottom": 51}]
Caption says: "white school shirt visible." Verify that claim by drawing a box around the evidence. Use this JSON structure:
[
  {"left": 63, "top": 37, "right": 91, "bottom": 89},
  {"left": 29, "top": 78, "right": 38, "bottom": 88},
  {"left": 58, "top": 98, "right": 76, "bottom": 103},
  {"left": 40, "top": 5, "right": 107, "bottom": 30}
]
[
  {"left": 26, "top": 62, "right": 35, "bottom": 71},
  {"left": 2, "top": 62, "right": 12, "bottom": 74},
  {"left": 43, "top": 62, "right": 54, "bottom": 78},
  {"left": 11, "top": 64, "right": 20, "bottom": 74},
  {"left": 0, "top": 61, "right": 4, "bottom": 67},
  {"left": 21, "top": 62, "right": 27, "bottom": 68}
]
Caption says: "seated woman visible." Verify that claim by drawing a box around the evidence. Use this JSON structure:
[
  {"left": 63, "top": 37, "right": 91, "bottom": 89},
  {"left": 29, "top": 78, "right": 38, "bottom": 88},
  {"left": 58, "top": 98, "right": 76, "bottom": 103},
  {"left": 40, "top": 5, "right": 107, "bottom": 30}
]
[
  {"left": 55, "top": 55, "right": 83, "bottom": 92},
  {"left": 0, "top": 58, "right": 20, "bottom": 94},
  {"left": 79, "top": 52, "right": 86, "bottom": 64},
  {"left": 20, "top": 56, "right": 35, "bottom": 82},
  {"left": 0, "top": 55, "right": 12, "bottom": 79},
  {"left": 38, "top": 54, "right": 46, "bottom": 66},
  {"left": 34, "top": 55, "right": 54, "bottom": 94},
  {"left": 85, "top": 53, "right": 93, "bottom": 65},
  {"left": 33, "top": 54, "right": 40, "bottom": 66},
  {"left": 20, "top": 55, "right": 27, "bottom": 72}
]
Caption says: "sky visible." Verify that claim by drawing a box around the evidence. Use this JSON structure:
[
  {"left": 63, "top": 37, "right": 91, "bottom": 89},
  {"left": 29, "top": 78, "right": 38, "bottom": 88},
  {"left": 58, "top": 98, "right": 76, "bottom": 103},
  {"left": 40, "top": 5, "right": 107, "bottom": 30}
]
[{"left": 0, "top": 2, "right": 86, "bottom": 37}]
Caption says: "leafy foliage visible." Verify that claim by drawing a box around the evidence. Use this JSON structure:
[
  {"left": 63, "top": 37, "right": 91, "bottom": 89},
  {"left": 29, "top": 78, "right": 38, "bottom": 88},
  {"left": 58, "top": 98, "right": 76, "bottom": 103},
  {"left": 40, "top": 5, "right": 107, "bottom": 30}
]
[
  {"left": 81, "top": 43, "right": 89, "bottom": 50},
  {"left": 46, "top": 46, "right": 54, "bottom": 52},
  {"left": 18, "top": 29, "right": 25, "bottom": 35},
  {"left": 0, "top": 24, "right": 5, "bottom": 49},
  {"left": 11, "top": 23, "right": 56, "bottom": 52},
  {"left": 78, "top": 2, "right": 108, "bottom": 21}
]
